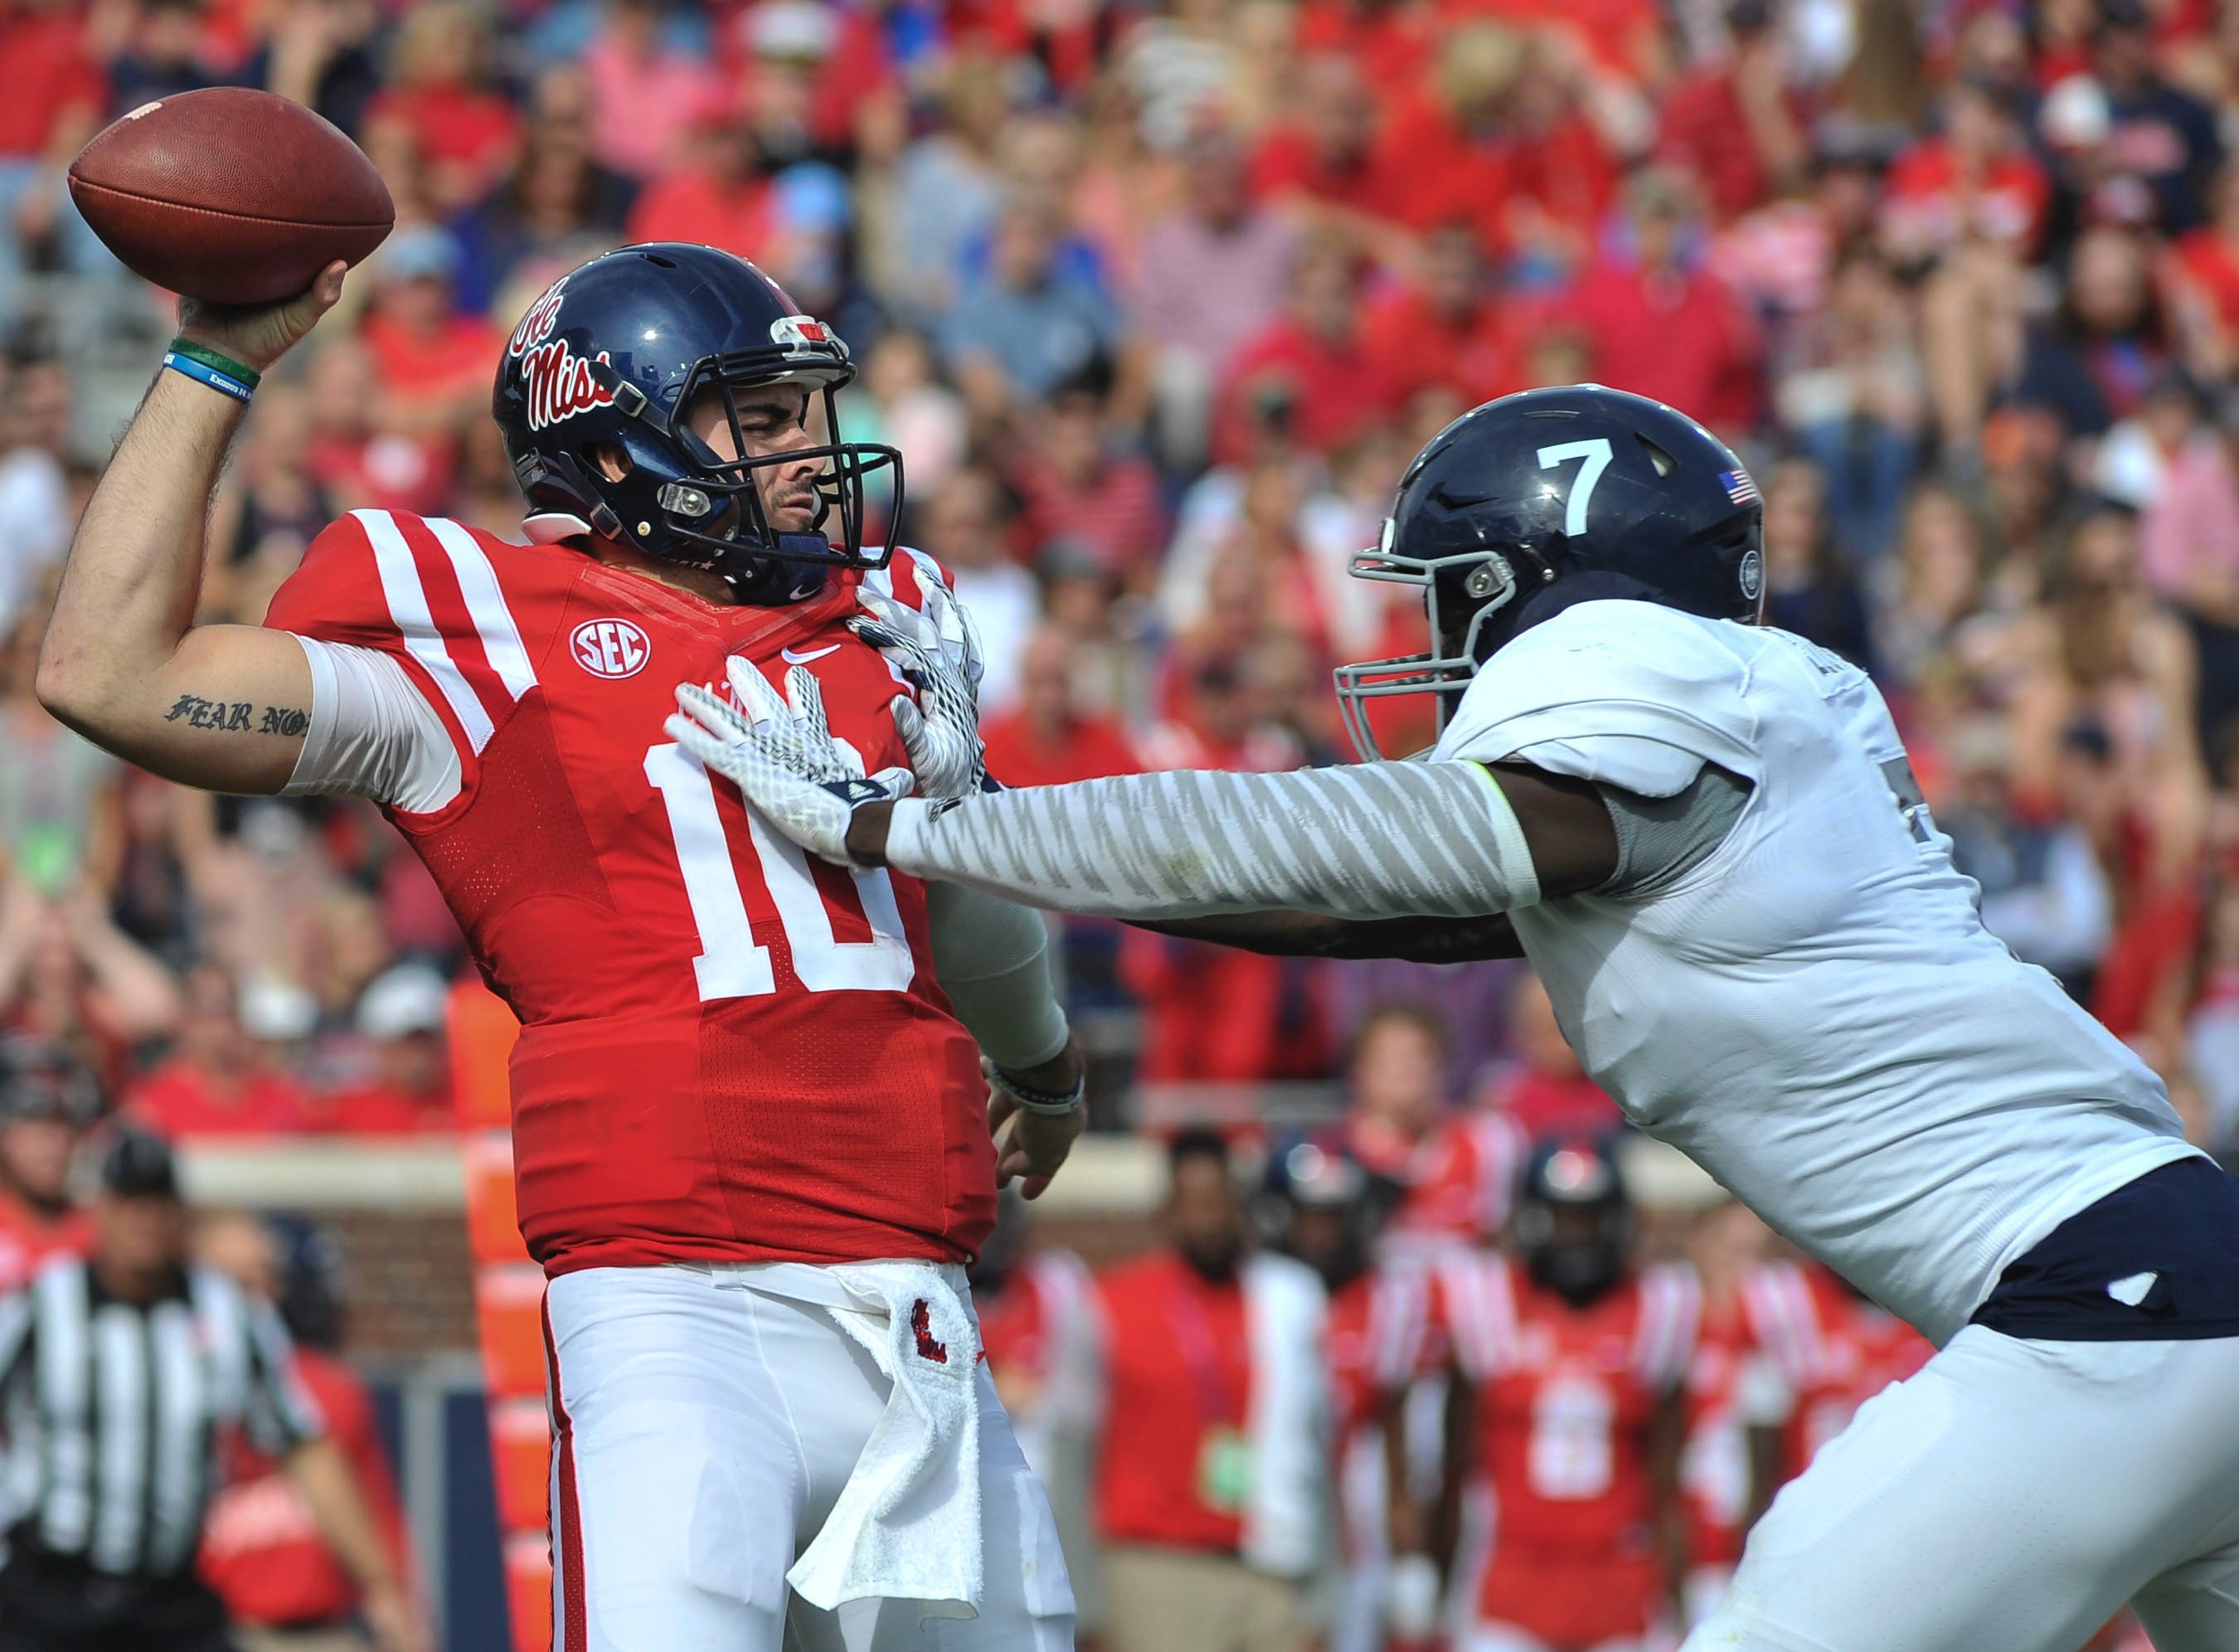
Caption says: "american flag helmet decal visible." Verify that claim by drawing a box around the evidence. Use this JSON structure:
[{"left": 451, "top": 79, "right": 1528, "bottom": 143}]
[{"left": 1719, "top": 467, "right": 1761, "bottom": 505}]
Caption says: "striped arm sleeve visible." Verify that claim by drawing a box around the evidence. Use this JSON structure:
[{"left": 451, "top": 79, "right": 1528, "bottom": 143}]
[
  {"left": 241, "top": 1299, "right": 325, "bottom": 1455},
  {"left": 884, "top": 760, "right": 1538, "bottom": 923}
]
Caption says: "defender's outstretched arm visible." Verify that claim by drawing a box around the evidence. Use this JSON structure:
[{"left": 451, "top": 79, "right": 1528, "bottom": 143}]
[
  {"left": 851, "top": 760, "right": 1617, "bottom": 925},
  {"left": 36, "top": 266, "right": 345, "bottom": 793}
]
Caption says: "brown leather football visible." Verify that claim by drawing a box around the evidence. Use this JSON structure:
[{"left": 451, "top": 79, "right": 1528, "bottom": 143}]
[{"left": 67, "top": 88, "right": 395, "bottom": 305}]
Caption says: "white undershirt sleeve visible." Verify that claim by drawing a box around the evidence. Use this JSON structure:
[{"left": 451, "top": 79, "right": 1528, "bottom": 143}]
[{"left": 282, "top": 635, "right": 464, "bottom": 814}]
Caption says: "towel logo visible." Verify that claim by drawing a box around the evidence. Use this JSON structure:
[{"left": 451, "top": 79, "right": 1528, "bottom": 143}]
[{"left": 910, "top": 1299, "right": 948, "bottom": 1364}]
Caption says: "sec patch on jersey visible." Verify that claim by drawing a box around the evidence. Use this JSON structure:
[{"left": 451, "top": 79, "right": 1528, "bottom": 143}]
[{"left": 571, "top": 619, "right": 651, "bottom": 680}]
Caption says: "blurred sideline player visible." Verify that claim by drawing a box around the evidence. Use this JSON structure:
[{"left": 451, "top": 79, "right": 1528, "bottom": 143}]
[
  {"left": 1433, "top": 1139, "right": 1694, "bottom": 1652},
  {"left": 1339, "top": 1003, "right": 1525, "bottom": 1262},
  {"left": 1260, "top": 1132, "right": 1432, "bottom": 1652},
  {"left": 1655, "top": 1165, "right": 1812, "bottom": 1630},
  {"left": 197, "top": 1212, "right": 414, "bottom": 1652},
  {"left": 970, "top": 1192, "right": 1103, "bottom": 1632},
  {"left": 712, "top": 382, "right": 2239, "bottom": 1648},
  {"left": 38, "top": 245, "right": 1085, "bottom": 1650},
  {"left": 0, "top": 1037, "right": 96, "bottom": 1292}
]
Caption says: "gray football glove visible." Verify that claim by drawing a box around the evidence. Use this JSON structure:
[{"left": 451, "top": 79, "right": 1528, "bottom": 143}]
[{"left": 667, "top": 657, "right": 914, "bottom": 866}]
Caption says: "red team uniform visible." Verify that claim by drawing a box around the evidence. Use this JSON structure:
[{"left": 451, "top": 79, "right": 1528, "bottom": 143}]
[
  {"left": 1440, "top": 1255, "right": 1697, "bottom": 1651},
  {"left": 1324, "top": 1261, "right": 1435, "bottom": 1652},
  {"left": 1348, "top": 1110, "right": 1527, "bottom": 1260},
  {"left": 264, "top": 511, "right": 992, "bottom": 1275},
  {"left": 1675, "top": 1261, "right": 1821, "bottom": 1618},
  {"left": 1785, "top": 1267, "right": 1934, "bottom": 1470}
]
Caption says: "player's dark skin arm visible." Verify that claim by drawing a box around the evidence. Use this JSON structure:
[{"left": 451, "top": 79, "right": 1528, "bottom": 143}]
[
  {"left": 1129, "top": 909, "right": 1526, "bottom": 961},
  {"left": 846, "top": 762, "right": 1620, "bottom": 930}
]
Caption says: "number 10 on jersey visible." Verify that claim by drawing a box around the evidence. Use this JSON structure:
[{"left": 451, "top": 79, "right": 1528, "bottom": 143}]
[{"left": 644, "top": 742, "right": 916, "bottom": 999}]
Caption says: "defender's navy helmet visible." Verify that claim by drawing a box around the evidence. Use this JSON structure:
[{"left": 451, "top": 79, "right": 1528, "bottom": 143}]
[{"left": 1334, "top": 385, "right": 1765, "bottom": 758}]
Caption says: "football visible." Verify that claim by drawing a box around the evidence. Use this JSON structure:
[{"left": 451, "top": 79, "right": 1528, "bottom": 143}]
[{"left": 67, "top": 88, "right": 394, "bottom": 306}]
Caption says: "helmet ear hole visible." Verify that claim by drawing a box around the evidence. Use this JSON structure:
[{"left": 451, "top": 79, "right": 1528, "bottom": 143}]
[{"left": 589, "top": 442, "right": 632, "bottom": 484}]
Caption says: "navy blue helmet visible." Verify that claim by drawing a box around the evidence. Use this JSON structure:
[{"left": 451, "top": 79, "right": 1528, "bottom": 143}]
[
  {"left": 492, "top": 243, "right": 901, "bottom": 604},
  {"left": 1512, "top": 1135, "right": 1634, "bottom": 1308},
  {"left": 1334, "top": 385, "right": 1765, "bottom": 758}
]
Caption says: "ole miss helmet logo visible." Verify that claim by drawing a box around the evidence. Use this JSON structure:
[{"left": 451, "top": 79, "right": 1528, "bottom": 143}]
[
  {"left": 571, "top": 618, "right": 650, "bottom": 679},
  {"left": 509, "top": 278, "right": 618, "bottom": 430}
]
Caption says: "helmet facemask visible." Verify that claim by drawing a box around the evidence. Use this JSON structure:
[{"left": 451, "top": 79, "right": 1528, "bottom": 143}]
[
  {"left": 1332, "top": 516, "right": 1541, "bottom": 760},
  {"left": 648, "top": 361, "right": 903, "bottom": 586}
]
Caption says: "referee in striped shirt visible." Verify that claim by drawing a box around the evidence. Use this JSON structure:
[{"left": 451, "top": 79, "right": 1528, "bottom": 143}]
[{"left": 0, "top": 1130, "right": 422, "bottom": 1652}]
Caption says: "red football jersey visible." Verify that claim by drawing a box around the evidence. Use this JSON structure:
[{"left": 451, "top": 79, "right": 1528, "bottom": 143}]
[
  {"left": 1348, "top": 1110, "right": 1527, "bottom": 1260},
  {"left": 1677, "top": 1261, "right": 1818, "bottom": 1568},
  {"left": 264, "top": 510, "right": 990, "bottom": 1275},
  {"left": 1326, "top": 1261, "right": 1433, "bottom": 1445},
  {"left": 1440, "top": 1254, "right": 1696, "bottom": 1645},
  {"left": 1787, "top": 1268, "right": 1933, "bottom": 1468}
]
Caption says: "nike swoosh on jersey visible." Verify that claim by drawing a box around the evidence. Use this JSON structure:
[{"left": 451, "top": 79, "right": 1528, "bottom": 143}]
[{"left": 780, "top": 644, "right": 843, "bottom": 664}]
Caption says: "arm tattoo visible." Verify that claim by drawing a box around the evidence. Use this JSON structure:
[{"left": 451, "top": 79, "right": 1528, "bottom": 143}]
[{"left": 163, "top": 692, "right": 308, "bottom": 737}]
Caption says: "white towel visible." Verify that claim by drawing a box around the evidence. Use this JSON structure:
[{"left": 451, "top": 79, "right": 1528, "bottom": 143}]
[
  {"left": 1240, "top": 1252, "right": 1329, "bottom": 1579},
  {"left": 784, "top": 1261, "right": 985, "bottom": 1616}
]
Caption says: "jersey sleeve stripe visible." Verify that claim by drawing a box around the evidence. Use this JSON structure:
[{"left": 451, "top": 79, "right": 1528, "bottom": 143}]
[
  {"left": 426, "top": 517, "right": 539, "bottom": 702},
  {"left": 352, "top": 509, "right": 497, "bottom": 753}
]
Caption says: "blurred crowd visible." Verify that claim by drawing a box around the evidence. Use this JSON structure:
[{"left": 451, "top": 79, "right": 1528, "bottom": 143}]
[{"left": 2, "top": 0, "right": 2239, "bottom": 1154}]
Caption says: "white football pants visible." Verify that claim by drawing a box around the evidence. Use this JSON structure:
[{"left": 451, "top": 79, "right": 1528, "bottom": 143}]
[
  {"left": 1683, "top": 1325, "right": 2239, "bottom": 1651},
  {"left": 542, "top": 1264, "right": 1076, "bottom": 1652}
]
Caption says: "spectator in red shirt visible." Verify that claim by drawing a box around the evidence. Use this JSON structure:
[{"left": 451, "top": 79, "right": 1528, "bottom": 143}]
[
  {"left": 625, "top": 93, "right": 775, "bottom": 260},
  {"left": 2166, "top": 155, "right": 2239, "bottom": 377},
  {"left": 1009, "top": 359, "right": 1169, "bottom": 586},
  {"left": 1479, "top": 970, "right": 1623, "bottom": 1143},
  {"left": 362, "top": 0, "right": 521, "bottom": 214},
  {"left": 0, "top": 0, "right": 114, "bottom": 306},
  {"left": 1249, "top": 53, "right": 1393, "bottom": 237},
  {"left": 0, "top": 1036, "right": 95, "bottom": 1294},
  {"left": 128, "top": 965, "right": 313, "bottom": 1139},
  {"left": 1568, "top": 167, "right": 1764, "bottom": 432},
  {"left": 1361, "top": 222, "right": 1524, "bottom": 406},
  {"left": 197, "top": 1209, "right": 417, "bottom": 1645},
  {"left": 1217, "top": 241, "right": 1396, "bottom": 463},
  {"left": 1377, "top": 25, "right": 1627, "bottom": 275},
  {"left": 982, "top": 628, "right": 1144, "bottom": 790},
  {"left": 1882, "top": 78, "right": 2051, "bottom": 265},
  {"left": 357, "top": 226, "right": 503, "bottom": 445},
  {"left": 322, "top": 965, "right": 453, "bottom": 1135},
  {"left": 1092, "top": 1132, "right": 1323, "bottom": 1652},
  {"left": 581, "top": 0, "right": 722, "bottom": 183},
  {"left": 1659, "top": 0, "right": 1812, "bottom": 223}
]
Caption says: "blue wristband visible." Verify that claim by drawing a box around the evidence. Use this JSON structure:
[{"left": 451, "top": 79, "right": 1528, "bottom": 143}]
[{"left": 162, "top": 351, "right": 255, "bottom": 405}]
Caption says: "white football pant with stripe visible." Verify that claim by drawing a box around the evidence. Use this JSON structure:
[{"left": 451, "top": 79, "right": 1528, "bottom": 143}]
[{"left": 542, "top": 1264, "right": 1076, "bottom": 1652}]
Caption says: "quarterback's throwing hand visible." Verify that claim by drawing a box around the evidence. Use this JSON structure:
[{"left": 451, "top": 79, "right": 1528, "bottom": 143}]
[{"left": 667, "top": 657, "right": 913, "bottom": 865}]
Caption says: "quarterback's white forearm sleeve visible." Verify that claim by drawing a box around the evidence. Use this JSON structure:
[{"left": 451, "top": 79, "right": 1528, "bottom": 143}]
[
  {"left": 282, "top": 636, "right": 463, "bottom": 814},
  {"left": 925, "top": 882, "right": 1071, "bottom": 1070},
  {"left": 885, "top": 761, "right": 1539, "bottom": 921}
]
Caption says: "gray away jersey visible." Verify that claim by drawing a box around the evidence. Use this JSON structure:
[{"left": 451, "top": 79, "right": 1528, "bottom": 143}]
[{"left": 1438, "top": 600, "right": 2197, "bottom": 1344}]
